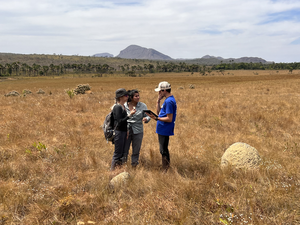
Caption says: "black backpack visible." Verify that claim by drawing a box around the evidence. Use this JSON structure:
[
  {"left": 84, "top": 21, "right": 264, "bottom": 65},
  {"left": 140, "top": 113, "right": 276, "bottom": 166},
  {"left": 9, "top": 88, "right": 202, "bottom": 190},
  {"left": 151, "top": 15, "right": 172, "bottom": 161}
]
[{"left": 102, "top": 110, "right": 116, "bottom": 144}]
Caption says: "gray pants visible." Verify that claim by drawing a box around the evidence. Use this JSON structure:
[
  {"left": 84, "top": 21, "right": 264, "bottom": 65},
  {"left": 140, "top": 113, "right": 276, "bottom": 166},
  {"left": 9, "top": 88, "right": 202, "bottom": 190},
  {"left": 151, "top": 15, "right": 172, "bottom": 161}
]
[
  {"left": 123, "top": 127, "right": 143, "bottom": 166},
  {"left": 111, "top": 130, "right": 127, "bottom": 170}
]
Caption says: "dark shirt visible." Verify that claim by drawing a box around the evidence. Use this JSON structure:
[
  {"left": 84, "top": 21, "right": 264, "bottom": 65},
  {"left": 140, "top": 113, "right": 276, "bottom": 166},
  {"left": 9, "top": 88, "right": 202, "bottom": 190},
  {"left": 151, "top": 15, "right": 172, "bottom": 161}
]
[{"left": 113, "top": 104, "right": 129, "bottom": 131}]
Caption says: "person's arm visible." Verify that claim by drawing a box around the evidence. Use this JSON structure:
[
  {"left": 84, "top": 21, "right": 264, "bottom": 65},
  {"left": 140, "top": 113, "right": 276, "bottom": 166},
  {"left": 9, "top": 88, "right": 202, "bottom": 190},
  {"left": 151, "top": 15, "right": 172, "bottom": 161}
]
[
  {"left": 156, "top": 91, "right": 165, "bottom": 115},
  {"left": 156, "top": 99, "right": 161, "bottom": 115},
  {"left": 113, "top": 105, "right": 127, "bottom": 125},
  {"left": 113, "top": 105, "right": 135, "bottom": 125},
  {"left": 142, "top": 104, "right": 151, "bottom": 123},
  {"left": 143, "top": 115, "right": 151, "bottom": 123},
  {"left": 156, "top": 113, "right": 173, "bottom": 123},
  {"left": 146, "top": 111, "right": 173, "bottom": 123},
  {"left": 155, "top": 99, "right": 174, "bottom": 123}
]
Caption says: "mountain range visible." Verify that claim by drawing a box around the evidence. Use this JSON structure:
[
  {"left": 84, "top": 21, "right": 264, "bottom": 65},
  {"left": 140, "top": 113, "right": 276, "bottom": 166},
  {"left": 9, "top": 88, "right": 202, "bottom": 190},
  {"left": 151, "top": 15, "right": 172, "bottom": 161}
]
[{"left": 94, "top": 45, "right": 272, "bottom": 64}]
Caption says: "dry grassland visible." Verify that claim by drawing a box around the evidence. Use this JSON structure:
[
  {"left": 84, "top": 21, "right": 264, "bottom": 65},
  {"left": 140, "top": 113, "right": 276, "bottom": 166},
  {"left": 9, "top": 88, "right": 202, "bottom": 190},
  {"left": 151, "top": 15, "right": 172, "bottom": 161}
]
[{"left": 0, "top": 70, "right": 300, "bottom": 224}]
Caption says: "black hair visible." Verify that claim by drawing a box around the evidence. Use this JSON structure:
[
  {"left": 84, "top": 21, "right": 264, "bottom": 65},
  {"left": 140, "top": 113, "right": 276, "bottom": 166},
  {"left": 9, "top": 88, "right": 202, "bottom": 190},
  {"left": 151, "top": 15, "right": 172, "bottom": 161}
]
[
  {"left": 166, "top": 88, "right": 171, "bottom": 93},
  {"left": 127, "top": 89, "right": 139, "bottom": 102}
]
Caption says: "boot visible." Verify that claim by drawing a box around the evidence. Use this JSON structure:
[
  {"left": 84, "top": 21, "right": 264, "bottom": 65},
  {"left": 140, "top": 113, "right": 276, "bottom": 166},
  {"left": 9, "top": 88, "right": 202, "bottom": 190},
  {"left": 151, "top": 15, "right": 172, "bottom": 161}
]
[
  {"left": 162, "top": 156, "right": 170, "bottom": 172},
  {"left": 110, "top": 160, "right": 122, "bottom": 171}
]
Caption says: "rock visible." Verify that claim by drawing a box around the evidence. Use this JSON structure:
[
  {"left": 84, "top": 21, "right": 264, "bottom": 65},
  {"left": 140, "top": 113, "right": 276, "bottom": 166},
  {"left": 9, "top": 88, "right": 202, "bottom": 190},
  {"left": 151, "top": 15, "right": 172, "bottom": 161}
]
[
  {"left": 22, "top": 89, "right": 32, "bottom": 95},
  {"left": 36, "top": 89, "right": 45, "bottom": 94},
  {"left": 109, "top": 172, "right": 130, "bottom": 188},
  {"left": 4, "top": 90, "right": 20, "bottom": 97},
  {"left": 85, "top": 90, "right": 93, "bottom": 94},
  {"left": 221, "top": 142, "right": 262, "bottom": 169},
  {"left": 189, "top": 84, "right": 195, "bottom": 89},
  {"left": 74, "top": 84, "right": 91, "bottom": 95},
  {"left": 77, "top": 221, "right": 96, "bottom": 225}
]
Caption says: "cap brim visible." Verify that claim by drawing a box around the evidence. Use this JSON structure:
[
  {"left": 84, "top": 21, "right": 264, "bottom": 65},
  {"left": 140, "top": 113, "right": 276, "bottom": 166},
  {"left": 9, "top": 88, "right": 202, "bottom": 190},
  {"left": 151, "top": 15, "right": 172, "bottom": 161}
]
[{"left": 154, "top": 88, "right": 161, "bottom": 92}]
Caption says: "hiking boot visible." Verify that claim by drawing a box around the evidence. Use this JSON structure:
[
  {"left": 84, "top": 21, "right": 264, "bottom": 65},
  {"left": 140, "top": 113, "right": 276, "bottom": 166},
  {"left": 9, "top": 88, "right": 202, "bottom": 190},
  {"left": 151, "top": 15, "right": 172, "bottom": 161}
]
[
  {"left": 110, "top": 160, "right": 122, "bottom": 171},
  {"left": 162, "top": 156, "right": 170, "bottom": 172}
]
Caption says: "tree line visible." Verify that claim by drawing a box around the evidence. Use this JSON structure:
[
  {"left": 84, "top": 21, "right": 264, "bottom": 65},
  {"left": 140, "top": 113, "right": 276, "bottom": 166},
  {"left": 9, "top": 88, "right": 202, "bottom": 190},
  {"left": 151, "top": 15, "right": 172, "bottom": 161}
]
[{"left": 1, "top": 61, "right": 300, "bottom": 77}]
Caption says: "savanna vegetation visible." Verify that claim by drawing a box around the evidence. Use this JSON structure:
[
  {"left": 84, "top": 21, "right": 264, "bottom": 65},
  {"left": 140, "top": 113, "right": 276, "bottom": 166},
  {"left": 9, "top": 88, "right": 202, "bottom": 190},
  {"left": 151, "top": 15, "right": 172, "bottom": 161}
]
[
  {"left": 1, "top": 53, "right": 300, "bottom": 78},
  {"left": 0, "top": 70, "right": 300, "bottom": 224}
]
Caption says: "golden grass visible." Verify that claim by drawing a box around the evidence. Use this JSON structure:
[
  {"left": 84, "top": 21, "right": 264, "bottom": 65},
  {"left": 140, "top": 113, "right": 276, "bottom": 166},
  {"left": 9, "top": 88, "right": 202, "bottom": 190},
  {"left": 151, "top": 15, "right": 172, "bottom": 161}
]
[{"left": 0, "top": 71, "right": 300, "bottom": 224}]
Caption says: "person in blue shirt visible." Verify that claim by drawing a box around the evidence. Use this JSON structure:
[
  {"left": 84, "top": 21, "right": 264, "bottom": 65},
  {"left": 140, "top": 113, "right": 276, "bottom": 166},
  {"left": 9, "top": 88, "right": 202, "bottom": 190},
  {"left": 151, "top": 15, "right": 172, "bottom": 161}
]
[{"left": 146, "top": 81, "right": 177, "bottom": 171}]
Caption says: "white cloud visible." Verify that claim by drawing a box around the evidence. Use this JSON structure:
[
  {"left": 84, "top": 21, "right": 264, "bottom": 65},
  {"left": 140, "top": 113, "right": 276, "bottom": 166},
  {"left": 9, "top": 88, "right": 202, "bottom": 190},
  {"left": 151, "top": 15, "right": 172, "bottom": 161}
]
[{"left": 0, "top": 0, "right": 300, "bottom": 62}]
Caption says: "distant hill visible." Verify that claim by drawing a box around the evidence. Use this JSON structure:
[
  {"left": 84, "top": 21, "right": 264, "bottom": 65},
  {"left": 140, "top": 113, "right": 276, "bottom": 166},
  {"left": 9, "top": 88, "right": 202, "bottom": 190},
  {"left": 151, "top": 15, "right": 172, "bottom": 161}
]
[
  {"left": 175, "top": 55, "right": 272, "bottom": 65},
  {"left": 116, "top": 45, "right": 173, "bottom": 60},
  {"left": 93, "top": 53, "right": 114, "bottom": 57},
  {"left": 226, "top": 57, "right": 269, "bottom": 63},
  {"left": 200, "top": 55, "right": 270, "bottom": 64},
  {"left": 202, "top": 55, "right": 224, "bottom": 60},
  {"left": 114, "top": 46, "right": 271, "bottom": 63}
]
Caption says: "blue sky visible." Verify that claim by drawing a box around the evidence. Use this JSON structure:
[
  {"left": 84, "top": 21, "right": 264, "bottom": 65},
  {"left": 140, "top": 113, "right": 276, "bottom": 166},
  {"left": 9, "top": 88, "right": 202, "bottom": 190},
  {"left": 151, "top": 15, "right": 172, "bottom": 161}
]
[{"left": 0, "top": 0, "right": 299, "bottom": 63}]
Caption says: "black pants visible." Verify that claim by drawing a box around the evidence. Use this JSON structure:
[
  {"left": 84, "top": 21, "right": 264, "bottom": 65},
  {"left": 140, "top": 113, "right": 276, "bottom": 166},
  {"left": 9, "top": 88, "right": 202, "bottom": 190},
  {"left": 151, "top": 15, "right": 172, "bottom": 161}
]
[
  {"left": 158, "top": 134, "right": 170, "bottom": 162},
  {"left": 111, "top": 130, "right": 127, "bottom": 170}
]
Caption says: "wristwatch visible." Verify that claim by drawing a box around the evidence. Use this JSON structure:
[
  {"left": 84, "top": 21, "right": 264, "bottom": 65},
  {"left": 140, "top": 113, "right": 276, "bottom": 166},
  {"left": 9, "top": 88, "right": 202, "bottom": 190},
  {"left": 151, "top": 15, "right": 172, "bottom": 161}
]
[{"left": 155, "top": 116, "right": 158, "bottom": 121}]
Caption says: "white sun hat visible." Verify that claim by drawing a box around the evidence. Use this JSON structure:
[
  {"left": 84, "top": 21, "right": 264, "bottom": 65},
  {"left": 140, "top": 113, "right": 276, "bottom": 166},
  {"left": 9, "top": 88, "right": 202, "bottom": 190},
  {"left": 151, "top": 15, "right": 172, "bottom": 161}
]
[{"left": 155, "top": 81, "right": 171, "bottom": 92}]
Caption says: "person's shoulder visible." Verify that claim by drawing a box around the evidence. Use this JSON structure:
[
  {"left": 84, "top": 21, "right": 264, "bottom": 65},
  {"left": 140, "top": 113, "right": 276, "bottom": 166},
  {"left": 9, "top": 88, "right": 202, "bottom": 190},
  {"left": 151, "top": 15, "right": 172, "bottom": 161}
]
[
  {"left": 111, "top": 104, "right": 117, "bottom": 110},
  {"left": 167, "top": 95, "right": 176, "bottom": 103},
  {"left": 124, "top": 102, "right": 129, "bottom": 109},
  {"left": 138, "top": 102, "right": 147, "bottom": 108},
  {"left": 113, "top": 104, "right": 122, "bottom": 110},
  {"left": 171, "top": 96, "right": 177, "bottom": 102}
]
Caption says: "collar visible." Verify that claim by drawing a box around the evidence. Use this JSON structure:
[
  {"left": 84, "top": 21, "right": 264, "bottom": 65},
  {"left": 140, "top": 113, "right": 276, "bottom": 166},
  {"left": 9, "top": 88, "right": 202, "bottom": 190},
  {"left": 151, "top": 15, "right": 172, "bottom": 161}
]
[{"left": 125, "top": 101, "right": 140, "bottom": 108}]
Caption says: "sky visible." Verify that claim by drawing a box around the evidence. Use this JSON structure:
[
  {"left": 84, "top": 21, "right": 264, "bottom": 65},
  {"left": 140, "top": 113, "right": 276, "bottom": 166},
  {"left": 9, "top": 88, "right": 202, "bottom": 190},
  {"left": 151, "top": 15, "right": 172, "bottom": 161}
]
[{"left": 1, "top": 0, "right": 300, "bottom": 63}]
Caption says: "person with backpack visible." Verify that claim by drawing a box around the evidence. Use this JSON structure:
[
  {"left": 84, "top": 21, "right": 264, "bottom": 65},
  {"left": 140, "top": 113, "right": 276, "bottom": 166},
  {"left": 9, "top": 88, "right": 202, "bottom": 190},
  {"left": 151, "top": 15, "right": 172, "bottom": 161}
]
[
  {"left": 123, "top": 89, "right": 151, "bottom": 167},
  {"left": 145, "top": 81, "right": 177, "bottom": 172},
  {"left": 110, "top": 88, "right": 136, "bottom": 171}
]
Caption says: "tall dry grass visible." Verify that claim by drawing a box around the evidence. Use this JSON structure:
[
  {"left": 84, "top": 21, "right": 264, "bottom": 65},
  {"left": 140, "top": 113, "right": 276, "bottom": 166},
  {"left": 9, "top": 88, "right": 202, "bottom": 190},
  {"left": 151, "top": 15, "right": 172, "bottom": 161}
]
[{"left": 0, "top": 71, "right": 300, "bottom": 224}]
